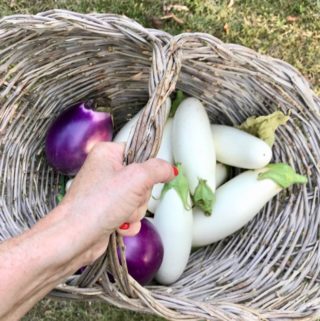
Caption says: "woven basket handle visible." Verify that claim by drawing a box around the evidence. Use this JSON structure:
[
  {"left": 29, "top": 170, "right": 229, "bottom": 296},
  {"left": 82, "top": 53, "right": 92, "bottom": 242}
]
[
  {"left": 110, "top": 38, "right": 184, "bottom": 296},
  {"left": 124, "top": 38, "right": 182, "bottom": 164},
  {"left": 76, "top": 36, "right": 183, "bottom": 294}
]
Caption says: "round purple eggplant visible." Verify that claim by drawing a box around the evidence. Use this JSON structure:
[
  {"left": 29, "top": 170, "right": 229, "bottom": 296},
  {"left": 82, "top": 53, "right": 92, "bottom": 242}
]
[
  {"left": 45, "top": 102, "right": 113, "bottom": 175},
  {"left": 120, "top": 218, "right": 164, "bottom": 285}
]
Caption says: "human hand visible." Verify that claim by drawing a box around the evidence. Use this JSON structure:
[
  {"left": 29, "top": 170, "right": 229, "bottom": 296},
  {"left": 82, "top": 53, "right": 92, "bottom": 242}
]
[
  {"left": 60, "top": 142, "right": 175, "bottom": 262},
  {"left": 0, "top": 142, "right": 176, "bottom": 320}
]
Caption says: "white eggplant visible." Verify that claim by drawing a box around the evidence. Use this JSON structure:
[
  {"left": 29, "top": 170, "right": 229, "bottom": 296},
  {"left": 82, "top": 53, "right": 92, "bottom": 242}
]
[
  {"left": 215, "top": 163, "right": 228, "bottom": 188},
  {"left": 147, "top": 183, "right": 165, "bottom": 214},
  {"left": 65, "top": 178, "right": 74, "bottom": 192},
  {"left": 172, "top": 97, "right": 216, "bottom": 215},
  {"left": 145, "top": 217, "right": 154, "bottom": 225},
  {"left": 113, "top": 98, "right": 171, "bottom": 143},
  {"left": 148, "top": 119, "right": 173, "bottom": 213},
  {"left": 192, "top": 163, "right": 307, "bottom": 247},
  {"left": 211, "top": 125, "right": 272, "bottom": 169},
  {"left": 154, "top": 165, "right": 193, "bottom": 285},
  {"left": 113, "top": 112, "right": 140, "bottom": 143}
]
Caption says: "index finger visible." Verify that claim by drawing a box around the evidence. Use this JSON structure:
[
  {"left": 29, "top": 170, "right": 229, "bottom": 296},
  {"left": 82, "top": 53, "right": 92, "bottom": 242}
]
[{"left": 89, "top": 141, "right": 125, "bottom": 164}]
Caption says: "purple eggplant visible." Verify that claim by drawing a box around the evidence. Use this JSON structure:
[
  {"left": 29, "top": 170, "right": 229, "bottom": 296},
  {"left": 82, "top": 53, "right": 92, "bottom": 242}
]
[
  {"left": 45, "top": 102, "right": 113, "bottom": 175},
  {"left": 119, "top": 218, "right": 164, "bottom": 285}
]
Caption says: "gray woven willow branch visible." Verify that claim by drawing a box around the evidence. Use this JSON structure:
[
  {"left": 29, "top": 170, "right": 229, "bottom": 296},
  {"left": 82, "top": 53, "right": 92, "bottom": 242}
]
[{"left": 0, "top": 9, "right": 319, "bottom": 321}]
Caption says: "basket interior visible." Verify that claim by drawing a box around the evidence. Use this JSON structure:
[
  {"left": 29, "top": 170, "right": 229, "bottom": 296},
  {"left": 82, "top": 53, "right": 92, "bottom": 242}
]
[{"left": 0, "top": 11, "right": 320, "bottom": 319}]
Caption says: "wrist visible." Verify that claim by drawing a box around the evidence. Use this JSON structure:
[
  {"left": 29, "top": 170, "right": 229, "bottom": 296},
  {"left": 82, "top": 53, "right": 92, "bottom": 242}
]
[
  {"left": 0, "top": 205, "right": 110, "bottom": 320},
  {"left": 52, "top": 202, "right": 112, "bottom": 265},
  {"left": 25, "top": 203, "right": 111, "bottom": 279}
]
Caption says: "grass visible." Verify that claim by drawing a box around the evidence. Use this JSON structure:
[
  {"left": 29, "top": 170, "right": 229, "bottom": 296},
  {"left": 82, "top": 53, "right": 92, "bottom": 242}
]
[
  {"left": 21, "top": 300, "right": 165, "bottom": 321},
  {"left": 1, "top": 0, "right": 319, "bottom": 94},
  {"left": 0, "top": 0, "right": 319, "bottom": 320}
]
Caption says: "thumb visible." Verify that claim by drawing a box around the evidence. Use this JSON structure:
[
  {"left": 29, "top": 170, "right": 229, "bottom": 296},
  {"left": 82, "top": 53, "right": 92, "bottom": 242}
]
[{"left": 127, "top": 158, "right": 176, "bottom": 190}]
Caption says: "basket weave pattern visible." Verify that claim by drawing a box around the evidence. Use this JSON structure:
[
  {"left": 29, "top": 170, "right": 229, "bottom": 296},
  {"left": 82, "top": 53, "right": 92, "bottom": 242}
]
[{"left": 0, "top": 10, "right": 320, "bottom": 320}]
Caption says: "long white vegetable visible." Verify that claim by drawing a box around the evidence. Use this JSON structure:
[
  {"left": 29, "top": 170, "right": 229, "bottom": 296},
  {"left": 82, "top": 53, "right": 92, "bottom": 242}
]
[
  {"left": 154, "top": 165, "right": 192, "bottom": 285},
  {"left": 65, "top": 178, "right": 74, "bottom": 192},
  {"left": 215, "top": 163, "right": 228, "bottom": 188},
  {"left": 211, "top": 125, "right": 272, "bottom": 169},
  {"left": 148, "top": 119, "right": 173, "bottom": 213},
  {"left": 192, "top": 163, "right": 307, "bottom": 247},
  {"left": 172, "top": 97, "right": 216, "bottom": 215},
  {"left": 113, "top": 98, "right": 171, "bottom": 143}
]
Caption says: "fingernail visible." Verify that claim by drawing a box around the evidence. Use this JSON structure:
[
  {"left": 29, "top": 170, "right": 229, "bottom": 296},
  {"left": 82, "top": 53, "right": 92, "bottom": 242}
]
[
  {"left": 173, "top": 166, "right": 179, "bottom": 177},
  {"left": 119, "top": 222, "right": 130, "bottom": 230}
]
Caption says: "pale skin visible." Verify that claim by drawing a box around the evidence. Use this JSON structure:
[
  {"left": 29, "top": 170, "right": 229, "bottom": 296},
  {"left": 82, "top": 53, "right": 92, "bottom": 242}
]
[{"left": 0, "top": 142, "right": 175, "bottom": 321}]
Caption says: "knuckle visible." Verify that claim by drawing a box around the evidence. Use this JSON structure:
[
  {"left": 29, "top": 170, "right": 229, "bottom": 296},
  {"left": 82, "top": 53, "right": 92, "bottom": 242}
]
[
  {"left": 130, "top": 164, "right": 147, "bottom": 178},
  {"left": 90, "top": 142, "right": 108, "bottom": 158},
  {"left": 130, "top": 209, "right": 141, "bottom": 222},
  {"left": 129, "top": 164, "right": 152, "bottom": 187},
  {"left": 89, "top": 142, "right": 123, "bottom": 161},
  {"left": 148, "top": 158, "right": 161, "bottom": 167}
]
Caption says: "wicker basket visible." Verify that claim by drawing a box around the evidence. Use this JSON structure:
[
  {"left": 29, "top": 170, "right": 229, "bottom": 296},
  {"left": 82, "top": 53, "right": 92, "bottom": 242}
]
[{"left": 0, "top": 10, "right": 320, "bottom": 320}]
